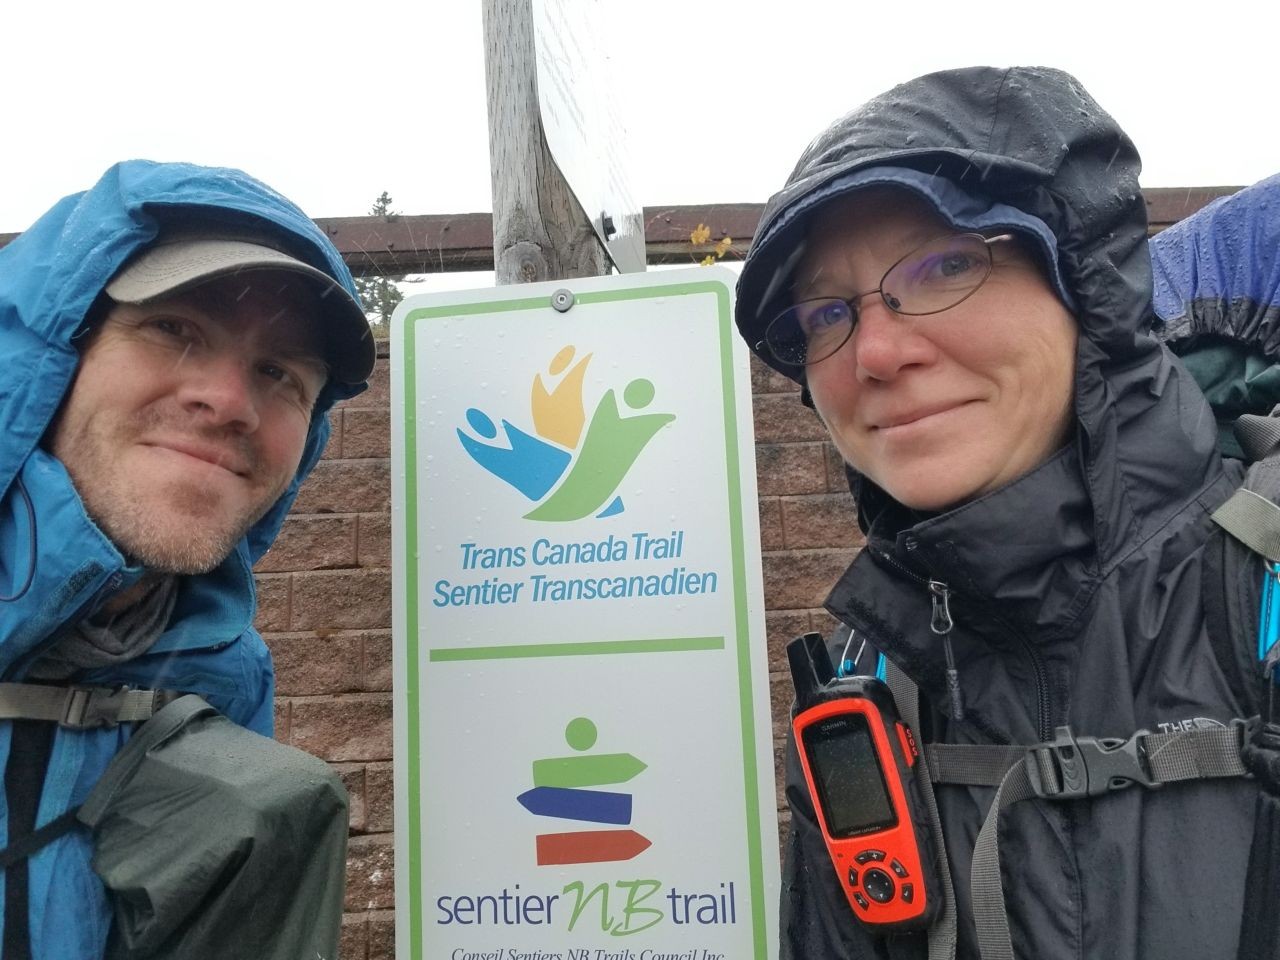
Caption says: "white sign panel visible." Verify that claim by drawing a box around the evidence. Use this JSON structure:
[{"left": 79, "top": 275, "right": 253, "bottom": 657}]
[
  {"left": 391, "top": 267, "right": 778, "bottom": 960},
  {"left": 531, "top": 0, "right": 646, "bottom": 273}
]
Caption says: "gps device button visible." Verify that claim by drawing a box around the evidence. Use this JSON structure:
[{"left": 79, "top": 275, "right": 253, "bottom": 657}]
[
  {"left": 890, "top": 859, "right": 908, "bottom": 878},
  {"left": 862, "top": 867, "right": 895, "bottom": 904},
  {"left": 901, "top": 883, "right": 914, "bottom": 904},
  {"left": 854, "top": 893, "right": 870, "bottom": 910},
  {"left": 847, "top": 867, "right": 858, "bottom": 887},
  {"left": 855, "top": 849, "right": 886, "bottom": 864}
]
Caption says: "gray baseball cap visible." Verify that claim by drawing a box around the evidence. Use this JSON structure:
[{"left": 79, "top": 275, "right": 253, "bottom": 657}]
[{"left": 106, "top": 232, "right": 375, "bottom": 385}]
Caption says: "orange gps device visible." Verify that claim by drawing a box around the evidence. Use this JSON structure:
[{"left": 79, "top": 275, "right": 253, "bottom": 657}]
[{"left": 788, "top": 633, "right": 940, "bottom": 932}]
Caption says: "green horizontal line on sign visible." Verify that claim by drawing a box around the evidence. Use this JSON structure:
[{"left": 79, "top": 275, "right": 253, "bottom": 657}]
[{"left": 428, "top": 636, "right": 725, "bottom": 662}]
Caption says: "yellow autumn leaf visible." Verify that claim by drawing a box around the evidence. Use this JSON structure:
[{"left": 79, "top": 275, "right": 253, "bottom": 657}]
[
  {"left": 690, "top": 223, "right": 712, "bottom": 245},
  {"left": 714, "top": 236, "right": 734, "bottom": 257},
  {"left": 699, "top": 254, "right": 717, "bottom": 267}
]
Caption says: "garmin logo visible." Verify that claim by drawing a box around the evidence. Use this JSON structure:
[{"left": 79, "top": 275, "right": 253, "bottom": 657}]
[{"left": 1155, "top": 716, "right": 1226, "bottom": 735}]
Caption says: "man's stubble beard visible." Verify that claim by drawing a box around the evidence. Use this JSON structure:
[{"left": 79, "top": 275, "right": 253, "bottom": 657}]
[{"left": 56, "top": 408, "right": 291, "bottom": 576}]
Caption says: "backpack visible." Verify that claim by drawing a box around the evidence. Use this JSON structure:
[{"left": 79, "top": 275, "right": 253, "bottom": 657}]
[
  {"left": 0, "top": 693, "right": 349, "bottom": 960},
  {"left": 1152, "top": 172, "right": 1280, "bottom": 960}
]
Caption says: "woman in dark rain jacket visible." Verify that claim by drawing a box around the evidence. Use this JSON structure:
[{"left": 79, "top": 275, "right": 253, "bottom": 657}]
[{"left": 735, "top": 66, "right": 1259, "bottom": 959}]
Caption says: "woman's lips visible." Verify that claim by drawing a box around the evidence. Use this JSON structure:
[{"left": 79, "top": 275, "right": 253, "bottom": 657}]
[{"left": 872, "top": 400, "right": 976, "bottom": 431}]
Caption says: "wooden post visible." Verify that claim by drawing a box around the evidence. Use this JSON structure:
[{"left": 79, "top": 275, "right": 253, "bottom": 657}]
[{"left": 482, "top": 0, "right": 610, "bottom": 285}]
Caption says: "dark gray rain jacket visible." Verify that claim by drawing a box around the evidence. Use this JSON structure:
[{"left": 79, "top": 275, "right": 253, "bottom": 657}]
[{"left": 735, "top": 67, "right": 1258, "bottom": 960}]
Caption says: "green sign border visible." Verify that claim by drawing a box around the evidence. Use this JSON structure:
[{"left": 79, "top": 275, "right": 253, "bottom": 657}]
[{"left": 398, "top": 280, "right": 767, "bottom": 960}]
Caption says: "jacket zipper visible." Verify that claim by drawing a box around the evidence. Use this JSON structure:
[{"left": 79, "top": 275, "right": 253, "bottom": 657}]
[
  {"left": 928, "top": 580, "right": 964, "bottom": 722},
  {"left": 873, "top": 546, "right": 1052, "bottom": 741}
]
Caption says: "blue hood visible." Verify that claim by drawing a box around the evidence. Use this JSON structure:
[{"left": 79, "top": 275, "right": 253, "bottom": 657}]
[
  {"left": 0, "top": 159, "right": 368, "bottom": 563},
  {"left": 1151, "top": 173, "right": 1280, "bottom": 457}
]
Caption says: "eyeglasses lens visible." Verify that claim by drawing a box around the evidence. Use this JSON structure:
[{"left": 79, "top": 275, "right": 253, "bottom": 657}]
[
  {"left": 882, "top": 234, "right": 992, "bottom": 317},
  {"left": 765, "top": 234, "right": 995, "bottom": 367}
]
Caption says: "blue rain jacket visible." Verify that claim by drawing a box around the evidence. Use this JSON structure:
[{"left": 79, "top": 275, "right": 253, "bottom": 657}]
[{"left": 0, "top": 160, "right": 366, "bottom": 958}]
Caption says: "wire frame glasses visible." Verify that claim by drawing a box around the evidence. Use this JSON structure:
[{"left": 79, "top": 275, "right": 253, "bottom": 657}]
[{"left": 758, "top": 232, "right": 1014, "bottom": 367}]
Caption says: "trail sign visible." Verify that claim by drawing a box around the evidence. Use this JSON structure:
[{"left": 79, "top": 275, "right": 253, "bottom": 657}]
[{"left": 391, "top": 267, "right": 778, "bottom": 960}]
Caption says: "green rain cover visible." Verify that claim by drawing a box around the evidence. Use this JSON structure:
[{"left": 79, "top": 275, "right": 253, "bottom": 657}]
[{"left": 77, "top": 696, "right": 349, "bottom": 960}]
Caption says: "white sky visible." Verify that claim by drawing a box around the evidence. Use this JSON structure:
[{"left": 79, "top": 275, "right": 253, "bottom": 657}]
[{"left": 3, "top": 1, "right": 1275, "bottom": 237}]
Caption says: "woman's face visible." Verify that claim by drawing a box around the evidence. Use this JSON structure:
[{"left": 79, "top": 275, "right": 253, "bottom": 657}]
[{"left": 800, "top": 189, "right": 1078, "bottom": 512}]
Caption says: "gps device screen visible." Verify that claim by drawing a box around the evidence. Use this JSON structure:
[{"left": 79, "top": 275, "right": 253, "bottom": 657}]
[{"left": 803, "top": 714, "right": 897, "bottom": 837}]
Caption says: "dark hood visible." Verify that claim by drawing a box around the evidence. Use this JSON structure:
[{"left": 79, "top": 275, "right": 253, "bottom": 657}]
[{"left": 735, "top": 66, "right": 1221, "bottom": 570}]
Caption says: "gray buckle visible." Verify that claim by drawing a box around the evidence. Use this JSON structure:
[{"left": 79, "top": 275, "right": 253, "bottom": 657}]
[
  {"left": 60, "top": 686, "right": 130, "bottom": 730},
  {"left": 1026, "top": 725, "right": 1159, "bottom": 799}
]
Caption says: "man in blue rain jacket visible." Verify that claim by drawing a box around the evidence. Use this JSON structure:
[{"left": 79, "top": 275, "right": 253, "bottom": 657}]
[{"left": 0, "top": 160, "right": 374, "bottom": 958}]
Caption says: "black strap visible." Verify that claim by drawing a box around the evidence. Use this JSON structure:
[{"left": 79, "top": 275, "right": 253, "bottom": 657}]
[
  {"left": 963, "top": 723, "right": 1249, "bottom": 960},
  {"left": 885, "top": 661, "right": 957, "bottom": 960},
  {"left": 0, "top": 809, "right": 80, "bottom": 871}
]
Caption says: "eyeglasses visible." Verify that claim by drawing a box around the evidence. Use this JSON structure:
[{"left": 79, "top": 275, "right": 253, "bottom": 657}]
[{"left": 757, "top": 232, "right": 1014, "bottom": 367}]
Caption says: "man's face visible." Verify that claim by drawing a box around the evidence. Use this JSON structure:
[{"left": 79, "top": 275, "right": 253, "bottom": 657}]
[
  {"left": 48, "top": 271, "right": 329, "bottom": 573},
  {"left": 800, "top": 189, "right": 1078, "bottom": 512}
]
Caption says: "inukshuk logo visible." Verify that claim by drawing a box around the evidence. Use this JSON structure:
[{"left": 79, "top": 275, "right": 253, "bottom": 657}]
[
  {"left": 517, "top": 717, "right": 650, "bottom": 865},
  {"left": 457, "top": 345, "right": 674, "bottom": 521}
]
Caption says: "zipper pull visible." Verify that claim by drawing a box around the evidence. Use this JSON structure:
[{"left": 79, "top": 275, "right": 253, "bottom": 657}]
[{"left": 929, "top": 581, "right": 964, "bottom": 722}]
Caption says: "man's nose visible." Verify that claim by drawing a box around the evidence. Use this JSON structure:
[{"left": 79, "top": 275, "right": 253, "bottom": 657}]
[
  {"left": 850, "top": 298, "right": 936, "bottom": 383},
  {"left": 175, "top": 350, "right": 261, "bottom": 432}
]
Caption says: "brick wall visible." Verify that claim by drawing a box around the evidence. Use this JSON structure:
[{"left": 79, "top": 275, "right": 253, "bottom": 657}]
[{"left": 254, "top": 343, "right": 855, "bottom": 958}]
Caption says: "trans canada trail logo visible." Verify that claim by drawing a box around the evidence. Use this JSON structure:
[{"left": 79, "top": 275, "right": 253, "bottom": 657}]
[
  {"left": 517, "top": 716, "right": 650, "bottom": 865},
  {"left": 457, "top": 345, "right": 674, "bottom": 522}
]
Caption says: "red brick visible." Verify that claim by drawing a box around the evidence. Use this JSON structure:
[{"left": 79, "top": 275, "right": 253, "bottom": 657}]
[
  {"left": 753, "top": 393, "right": 829, "bottom": 443},
  {"left": 366, "top": 762, "right": 394, "bottom": 833},
  {"left": 293, "top": 460, "right": 391, "bottom": 515},
  {"left": 269, "top": 633, "right": 364, "bottom": 696},
  {"left": 255, "top": 515, "right": 357, "bottom": 573},
  {"left": 824, "top": 442, "right": 851, "bottom": 493},
  {"left": 755, "top": 442, "right": 828, "bottom": 496},
  {"left": 781, "top": 494, "right": 863, "bottom": 550},
  {"left": 810, "top": 609, "right": 844, "bottom": 642},
  {"left": 340, "top": 911, "right": 367, "bottom": 960},
  {"left": 749, "top": 354, "right": 800, "bottom": 395},
  {"left": 344, "top": 407, "right": 390, "bottom": 460},
  {"left": 362, "top": 632, "right": 393, "bottom": 692},
  {"left": 762, "top": 549, "right": 855, "bottom": 610},
  {"left": 254, "top": 574, "right": 291, "bottom": 633},
  {"left": 765, "top": 610, "right": 813, "bottom": 672},
  {"left": 773, "top": 737, "right": 789, "bottom": 813},
  {"left": 339, "top": 357, "right": 390, "bottom": 410},
  {"left": 346, "top": 835, "right": 395, "bottom": 911},
  {"left": 290, "top": 694, "right": 393, "bottom": 762},
  {"left": 367, "top": 910, "right": 395, "bottom": 960},
  {"left": 273, "top": 699, "right": 291, "bottom": 743},
  {"left": 759, "top": 498, "right": 784, "bottom": 551},
  {"left": 357, "top": 514, "right": 391, "bottom": 569},
  {"left": 292, "top": 569, "right": 391, "bottom": 631},
  {"left": 334, "top": 763, "right": 367, "bottom": 833},
  {"left": 770, "top": 672, "right": 793, "bottom": 744}
]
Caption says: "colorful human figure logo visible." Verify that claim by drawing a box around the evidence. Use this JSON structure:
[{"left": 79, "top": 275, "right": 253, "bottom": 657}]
[
  {"left": 516, "top": 717, "right": 651, "bottom": 865},
  {"left": 457, "top": 346, "right": 674, "bottom": 521}
]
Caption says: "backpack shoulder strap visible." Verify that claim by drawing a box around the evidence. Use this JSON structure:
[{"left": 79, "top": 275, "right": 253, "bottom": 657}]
[{"left": 1208, "top": 410, "right": 1280, "bottom": 716}]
